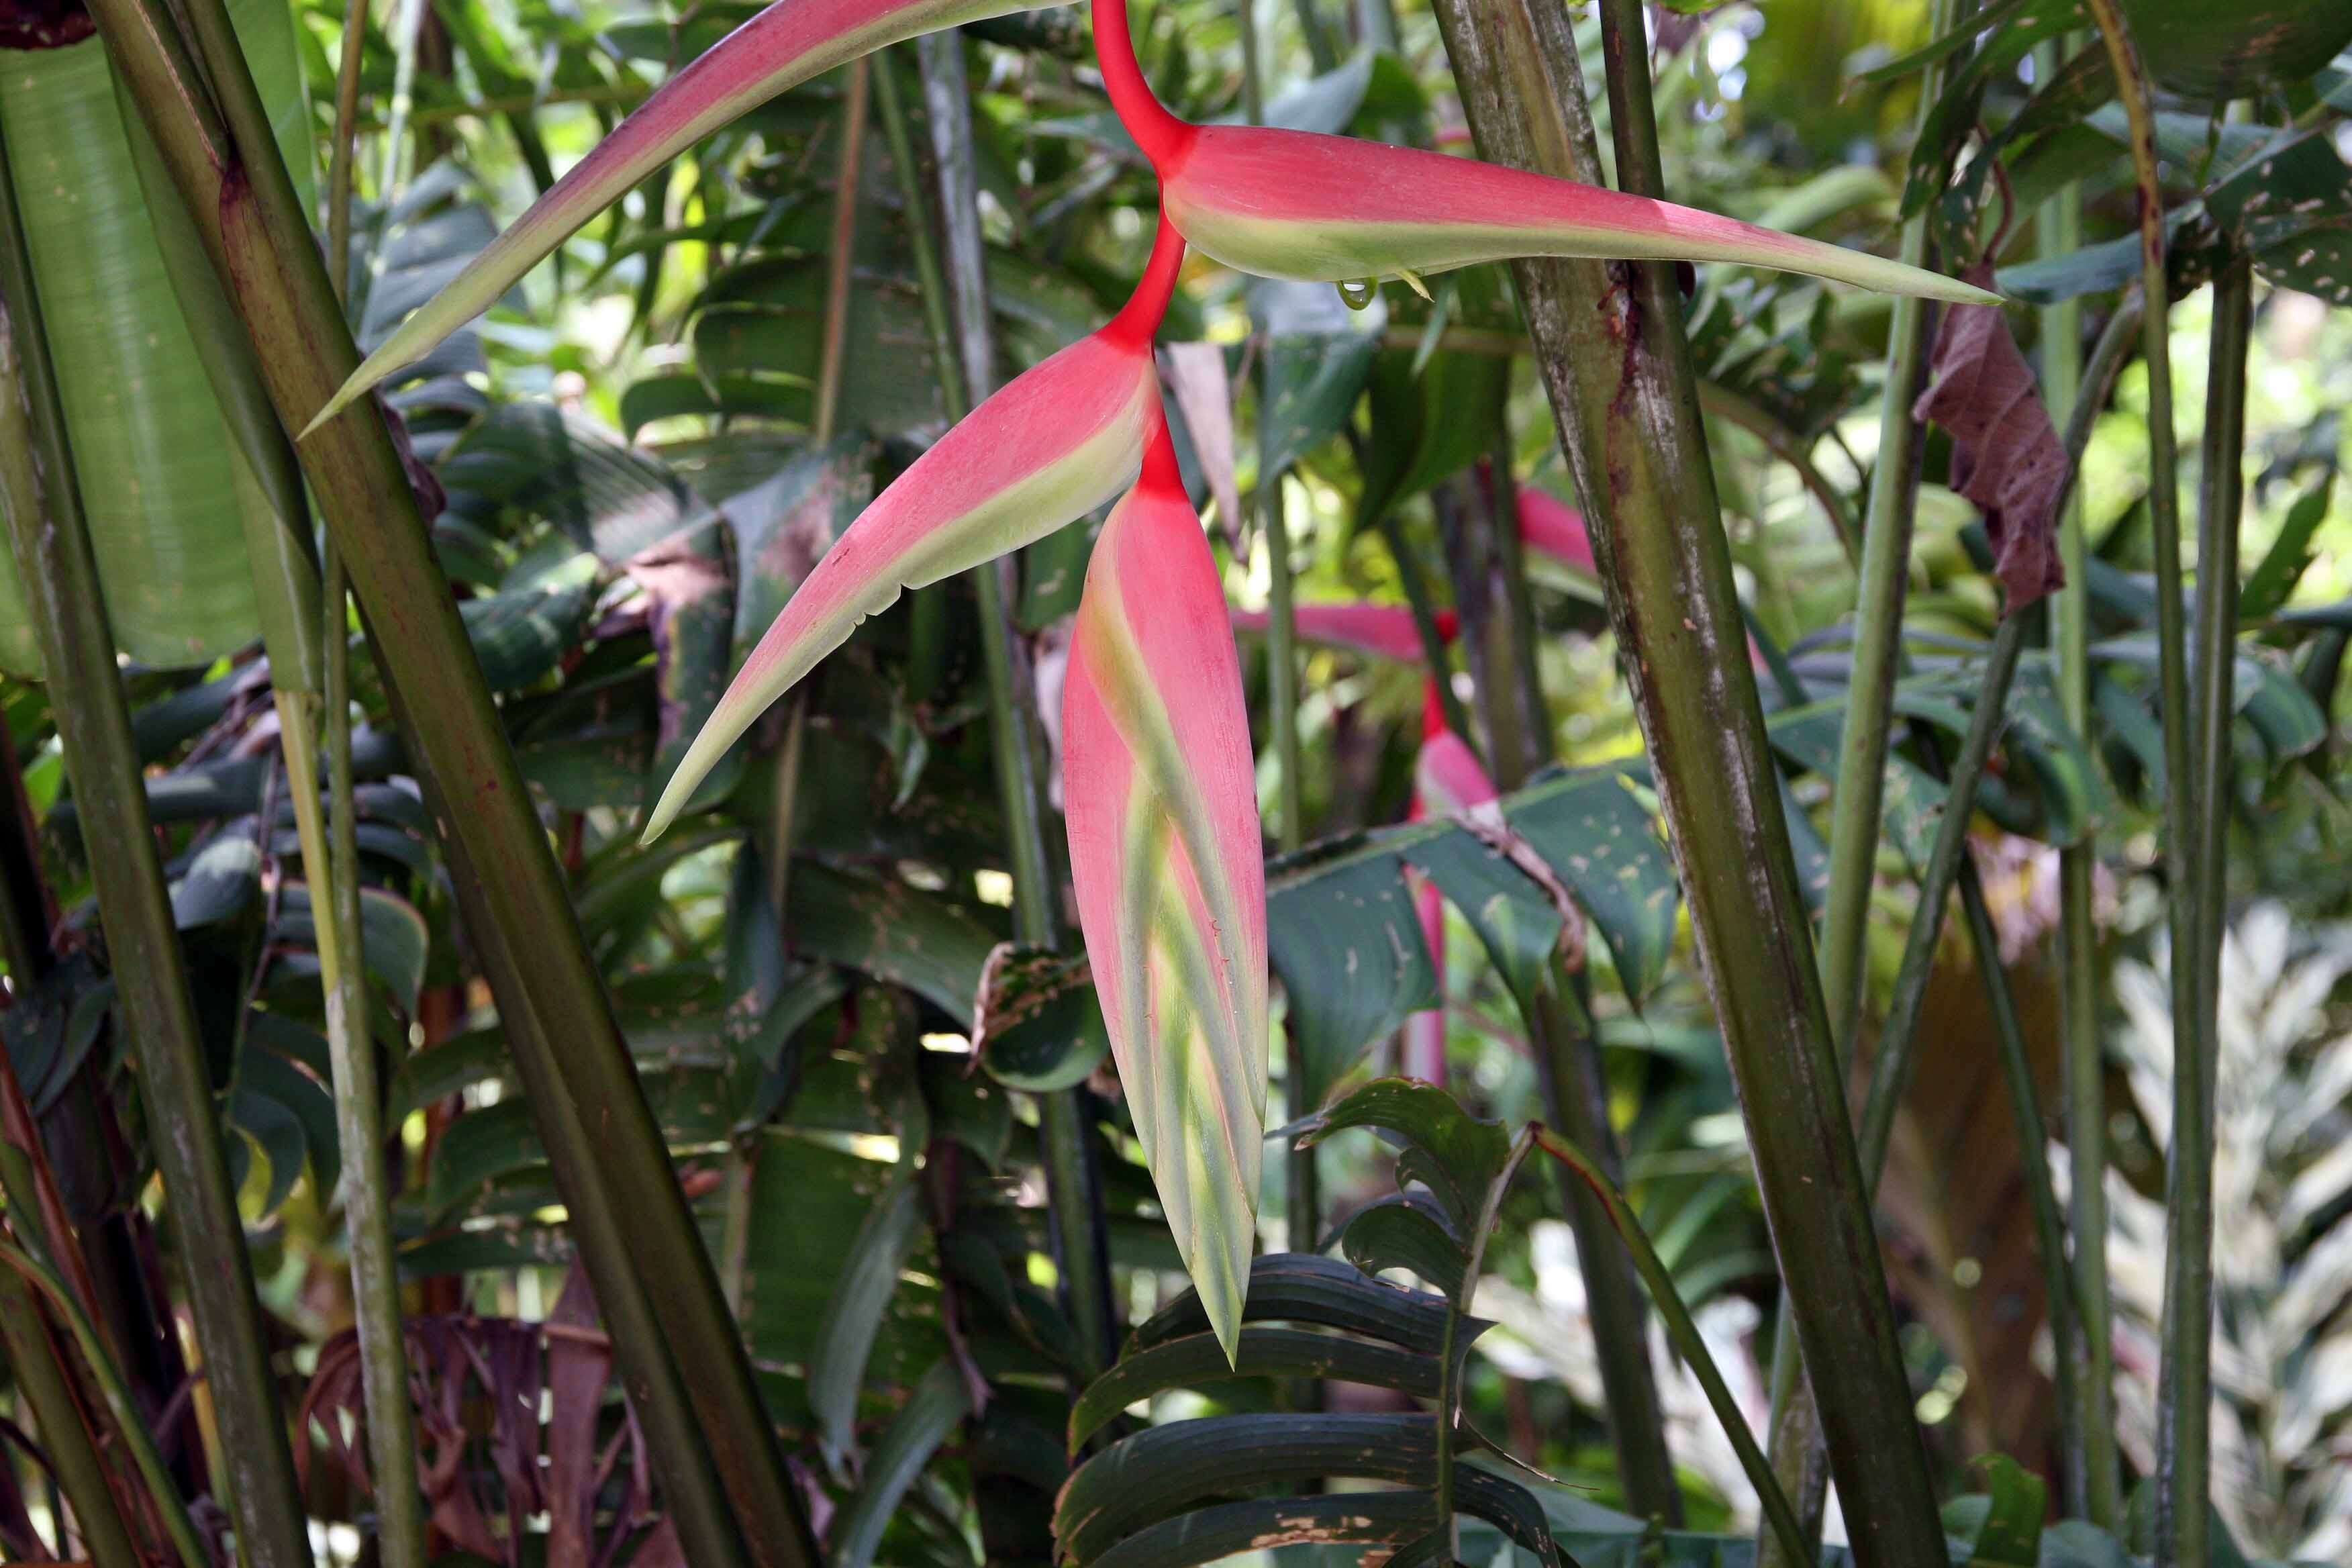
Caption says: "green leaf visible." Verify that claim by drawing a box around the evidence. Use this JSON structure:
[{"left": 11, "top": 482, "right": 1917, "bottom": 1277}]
[
  {"left": 2241, "top": 467, "right": 2336, "bottom": 619},
  {"left": 1056, "top": 1413, "right": 1438, "bottom": 1565},
  {"left": 1338, "top": 1193, "right": 1468, "bottom": 1296},
  {"left": 1259, "top": 328, "right": 1379, "bottom": 481},
  {"left": 1068, "top": 1326, "right": 1444, "bottom": 1450},
  {"left": 1949, "top": 1453, "right": 2045, "bottom": 1566},
  {"left": 972, "top": 944, "right": 1110, "bottom": 1093},
  {"left": 828, "top": 1360, "right": 975, "bottom": 1568},
  {"left": 789, "top": 859, "right": 999, "bottom": 1027},
  {"left": 1267, "top": 836, "right": 1438, "bottom": 1103},
  {"left": 1296, "top": 1078, "right": 1512, "bottom": 1228},
  {"left": 810, "top": 1167, "right": 924, "bottom": 1475},
  {"left": 1075, "top": 1493, "right": 1434, "bottom": 1568},
  {"left": 1128, "top": 1255, "right": 1456, "bottom": 1357},
  {"left": 0, "top": 0, "right": 313, "bottom": 673}
]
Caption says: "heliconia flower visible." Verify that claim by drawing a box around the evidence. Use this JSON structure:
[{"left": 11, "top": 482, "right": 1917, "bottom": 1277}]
[
  {"left": 1517, "top": 487, "right": 1595, "bottom": 576},
  {"left": 1089, "top": 0, "right": 1996, "bottom": 306},
  {"left": 639, "top": 216, "right": 1185, "bottom": 843},
  {"left": 1228, "top": 601, "right": 1455, "bottom": 664},
  {"left": 1063, "top": 418, "right": 1267, "bottom": 1363},
  {"left": 305, "top": 0, "right": 1060, "bottom": 431}
]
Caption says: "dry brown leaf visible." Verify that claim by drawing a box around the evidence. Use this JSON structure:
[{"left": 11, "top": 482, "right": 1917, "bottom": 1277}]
[{"left": 1914, "top": 264, "right": 2067, "bottom": 612}]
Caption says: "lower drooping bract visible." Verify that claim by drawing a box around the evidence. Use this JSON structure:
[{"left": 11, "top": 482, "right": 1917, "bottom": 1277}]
[{"left": 1063, "top": 426, "right": 1268, "bottom": 1361}]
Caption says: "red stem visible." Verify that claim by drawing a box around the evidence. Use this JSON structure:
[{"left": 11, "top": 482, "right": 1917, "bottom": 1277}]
[
  {"left": 1103, "top": 206, "right": 1187, "bottom": 348},
  {"left": 1091, "top": 0, "right": 1191, "bottom": 166},
  {"left": 1138, "top": 402, "right": 1184, "bottom": 495}
]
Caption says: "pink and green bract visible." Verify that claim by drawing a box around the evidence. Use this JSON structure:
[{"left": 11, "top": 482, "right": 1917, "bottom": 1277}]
[
  {"left": 1063, "top": 422, "right": 1268, "bottom": 1361},
  {"left": 307, "top": 0, "right": 1058, "bottom": 431},
  {"left": 1090, "top": 0, "right": 1995, "bottom": 305},
  {"left": 638, "top": 217, "right": 1183, "bottom": 842}
]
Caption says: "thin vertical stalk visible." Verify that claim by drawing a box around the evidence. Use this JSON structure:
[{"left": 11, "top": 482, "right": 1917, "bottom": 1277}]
[
  {"left": 1369, "top": 507, "right": 1476, "bottom": 750},
  {"left": 2173, "top": 248, "right": 2251, "bottom": 1559},
  {"left": 1467, "top": 434, "right": 1679, "bottom": 1522},
  {"left": 914, "top": 28, "right": 1118, "bottom": 1376},
  {"left": 0, "top": 1242, "right": 208, "bottom": 1568},
  {"left": 2078, "top": 8, "right": 2198, "bottom": 1561},
  {"left": 0, "top": 118, "right": 312, "bottom": 1568},
  {"left": 1758, "top": 0, "right": 1957, "bottom": 1535},
  {"left": 814, "top": 58, "right": 871, "bottom": 446},
  {"left": 90, "top": 4, "right": 807, "bottom": 1561},
  {"left": 1532, "top": 1128, "right": 1808, "bottom": 1565},
  {"left": 326, "top": 0, "right": 369, "bottom": 283},
  {"left": 0, "top": 1256, "right": 142, "bottom": 1567},
  {"left": 1433, "top": 3, "right": 1947, "bottom": 1559},
  {"left": 1234, "top": 0, "right": 1319, "bottom": 1255},
  {"left": 311, "top": 18, "right": 426, "bottom": 1555},
  {"left": 2039, "top": 55, "right": 2119, "bottom": 1514}
]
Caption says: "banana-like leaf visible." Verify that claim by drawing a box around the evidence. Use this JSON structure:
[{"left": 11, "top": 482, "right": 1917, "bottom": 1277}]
[
  {"left": 639, "top": 219, "right": 1184, "bottom": 841},
  {"left": 1064, "top": 422, "right": 1266, "bottom": 1363},
  {"left": 0, "top": 0, "right": 311, "bottom": 671},
  {"left": 309, "top": 0, "right": 1061, "bottom": 428},
  {"left": 1091, "top": 0, "right": 1994, "bottom": 303}
]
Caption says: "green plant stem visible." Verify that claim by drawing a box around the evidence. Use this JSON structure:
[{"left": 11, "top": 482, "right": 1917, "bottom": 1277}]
[
  {"left": 326, "top": 0, "right": 368, "bottom": 287},
  {"left": 1433, "top": 3, "right": 1945, "bottom": 1560},
  {"left": 0, "top": 1241, "right": 208, "bottom": 1568},
  {"left": 814, "top": 56, "right": 871, "bottom": 447},
  {"left": 2079, "top": 8, "right": 2197, "bottom": 1561},
  {"left": 1234, "top": 0, "right": 1319, "bottom": 1260},
  {"left": 87, "top": 5, "right": 809, "bottom": 1563},
  {"left": 2037, "top": 62, "right": 2118, "bottom": 1516},
  {"left": 1479, "top": 431, "right": 1679, "bottom": 1524},
  {"left": 1369, "top": 508, "right": 1477, "bottom": 750},
  {"left": 2173, "top": 247, "right": 2251, "bottom": 1557},
  {"left": 914, "top": 27, "right": 1118, "bottom": 1377},
  {"left": 279, "top": 711, "right": 424, "bottom": 1568},
  {"left": 0, "top": 113, "right": 313, "bottom": 1568},
  {"left": 1530, "top": 1128, "right": 1809, "bottom": 1567},
  {"left": 1757, "top": 10, "right": 1958, "bottom": 1542},
  {"left": 1439, "top": 1128, "right": 1538, "bottom": 1554},
  {"left": 0, "top": 1264, "right": 142, "bottom": 1568}
]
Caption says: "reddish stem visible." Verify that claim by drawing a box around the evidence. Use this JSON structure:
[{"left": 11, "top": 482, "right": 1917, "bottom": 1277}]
[
  {"left": 1091, "top": 0, "right": 1191, "bottom": 166},
  {"left": 1102, "top": 206, "right": 1187, "bottom": 348}
]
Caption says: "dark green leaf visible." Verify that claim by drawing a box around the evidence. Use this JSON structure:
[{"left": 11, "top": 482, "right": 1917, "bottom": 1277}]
[
  {"left": 1068, "top": 1327, "right": 1444, "bottom": 1450},
  {"left": 829, "top": 1360, "right": 975, "bottom": 1568},
  {"left": 1128, "top": 1255, "right": 1456, "bottom": 1357},
  {"left": 973, "top": 944, "right": 1109, "bottom": 1092},
  {"left": 1085, "top": 1493, "right": 1433, "bottom": 1568},
  {"left": 810, "top": 1167, "right": 924, "bottom": 1473}
]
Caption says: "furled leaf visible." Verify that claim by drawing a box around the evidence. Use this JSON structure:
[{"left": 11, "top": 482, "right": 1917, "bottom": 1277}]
[
  {"left": 1914, "top": 263, "right": 2066, "bottom": 611},
  {"left": 972, "top": 944, "right": 1110, "bottom": 1093},
  {"left": 1068, "top": 1326, "right": 1443, "bottom": 1449},
  {"left": 1063, "top": 423, "right": 1267, "bottom": 1361},
  {"left": 642, "top": 221, "right": 1185, "bottom": 841},
  {"left": 1091, "top": 1, "right": 1994, "bottom": 304},
  {"left": 1127, "top": 1254, "right": 1455, "bottom": 1357}
]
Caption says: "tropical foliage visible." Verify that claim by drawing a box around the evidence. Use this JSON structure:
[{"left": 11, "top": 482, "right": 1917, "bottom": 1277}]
[{"left": 0, "top": 1, "right": 2350, "bottom": 1567}]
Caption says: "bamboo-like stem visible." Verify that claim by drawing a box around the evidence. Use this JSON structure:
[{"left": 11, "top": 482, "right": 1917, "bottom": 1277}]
[
  {"left": 326, "top": 0, "right": 369, "bottom": 286},
  {"left": 377, "top": 0, "right": 428, "bottom": 194},
  {"left": 89, "top": 5, "right": 805, "bottom": 1562},
  {"left": 2038, "top": 64, "right": 2118, "bottom": 1514},
  {"left": 1758, "top": 7, "right": 1957, "bottom": 1541},
  {"left": 1433, "top": 3, "right": 1945, "bottom": 1558},
  {"left": 0, "top": 1257, "right": 142, "bottom": 1567},
  {"left": 814, "top": 58, "right": 871, "bottom": 446},
  {"left": 312, "top": 21, "right": 426, "bottom": 1555},
  {"left": 1233, "top": 0, "right": 1320, "bottom": 1258},
  {"left": 1470, "top": 433, "right": 1679, "bottom": 1522},
  {"left": 279, "top": 713, "right": 424, "bottom": 1568},
  {"left": 1816, "top": 0, "right": 1959, "bottom": 1059},
  {"left": 1530, "top": 1128, "right": 1808, "bottom": 1565},
  {"left": 2077, "top": 8, "right": 2198, "bottom": 1560},
  {"left": 1369, "top": 509, "right": 1477, "bottom": 750},
  {"left": 1855, "top": 290, "right": 2143, "bottom": 1183},
  {"left": 0, "top": 117, "right": 313, "bottom": 1567},
  {"left": 2167, "top": 248, "right": 2251, "bottom": 1561},
  {"left": 0, "top": 1241, "right": 208, "bottom": 1568},
  {"left": 914, "top": 28, "right": 1118, "bottom": 1376}
]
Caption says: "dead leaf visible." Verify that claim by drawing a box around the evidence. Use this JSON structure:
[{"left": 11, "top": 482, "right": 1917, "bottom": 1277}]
[
  {"left": 1160, "top": 342, "right": 1242, "bottom": 551},
  {"left": 1914, "top": 264, "right": 2067, "bottom": 612}
]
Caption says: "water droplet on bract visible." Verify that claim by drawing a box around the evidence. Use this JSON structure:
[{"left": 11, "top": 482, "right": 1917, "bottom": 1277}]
[{"left": 1336, "top": 278, "right": 1377, "bottom": 311}]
